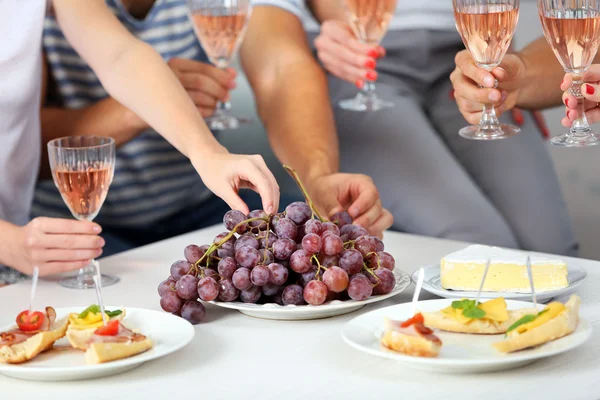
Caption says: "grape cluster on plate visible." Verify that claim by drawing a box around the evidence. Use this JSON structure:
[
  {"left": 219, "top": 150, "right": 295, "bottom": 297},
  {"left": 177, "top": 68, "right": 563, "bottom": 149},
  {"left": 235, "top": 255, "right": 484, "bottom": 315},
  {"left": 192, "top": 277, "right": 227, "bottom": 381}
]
[{"left": 158, "top": 202, "right": 396, "bottom": 325}]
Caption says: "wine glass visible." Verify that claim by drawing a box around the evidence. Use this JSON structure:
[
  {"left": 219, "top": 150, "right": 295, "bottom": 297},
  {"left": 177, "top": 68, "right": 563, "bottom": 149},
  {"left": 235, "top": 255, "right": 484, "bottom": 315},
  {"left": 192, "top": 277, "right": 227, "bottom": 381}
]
[
  {"left": 453, "top": 0, "right": 521, "bottom": 140},
  {"left": 539, "top": 0, "right": 600, "bottom": 147},
  {"left": 339, "top": 0, "right": 397, "bottom": 112},
  {"left": 187, "top": 0, "right": 252, "bottom": 131},
  {"left": 47, "top": 136, "right": 118, "bottom": 289}
]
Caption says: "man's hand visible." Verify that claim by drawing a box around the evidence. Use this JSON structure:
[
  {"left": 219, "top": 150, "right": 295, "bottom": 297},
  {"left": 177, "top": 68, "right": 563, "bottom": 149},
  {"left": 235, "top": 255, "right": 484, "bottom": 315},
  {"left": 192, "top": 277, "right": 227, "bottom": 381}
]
[
  {"left": 305, "top": 173, "right": 393, "bottom": 238},
  {"left": 450, "top": 50, "right": 527, "bottom": 124},
  {"left": 168, "top": 58, "right": 236, "bottom": 117}
]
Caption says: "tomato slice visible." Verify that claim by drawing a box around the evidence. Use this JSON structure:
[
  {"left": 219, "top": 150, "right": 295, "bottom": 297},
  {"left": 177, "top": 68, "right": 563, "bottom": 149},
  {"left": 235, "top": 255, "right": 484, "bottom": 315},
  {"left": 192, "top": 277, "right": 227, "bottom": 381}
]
[
  {"left": 400, "top": 313, "right": 424, "bottom": 328},
  {"left": 94, "top": 319, "right": 120, "bottom": 336},
  {"left": 16, "top": 310, "right": 45, "bottom": 332}
]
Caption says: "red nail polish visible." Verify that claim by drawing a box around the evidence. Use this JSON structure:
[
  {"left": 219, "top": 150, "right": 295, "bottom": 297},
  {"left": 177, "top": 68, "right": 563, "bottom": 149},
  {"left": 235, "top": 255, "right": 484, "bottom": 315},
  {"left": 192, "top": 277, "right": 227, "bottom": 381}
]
[
  {"left": 364, "top": 59, "right": 376, "bottom": 69},
  {"left": 542, "top": 128, "right": 550, "bottom": 139},
  {"left": 449, "top": 89, "right": 455, "bottom": 100},
  {"left": 515, "top": 115, "right": 524, "bottom": 126},
  {"left": 367, "top": 49, "right": 379, "bottom": 58},
  {"left": 586, "top": 84, "right": 595, "bottom": 95},
  {"left": 366, "top": 70, "right": 377, "bottom": 81},
  {"left": 355, "top": 79, "right": 364, "bottom": 89}
]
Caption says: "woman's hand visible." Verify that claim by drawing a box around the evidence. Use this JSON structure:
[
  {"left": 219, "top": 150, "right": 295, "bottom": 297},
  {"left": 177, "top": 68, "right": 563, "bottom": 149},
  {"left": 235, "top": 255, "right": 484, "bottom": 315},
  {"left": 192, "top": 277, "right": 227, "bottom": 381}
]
[{"left": 561, "top": 67, "right": 600, "bottom": 127}]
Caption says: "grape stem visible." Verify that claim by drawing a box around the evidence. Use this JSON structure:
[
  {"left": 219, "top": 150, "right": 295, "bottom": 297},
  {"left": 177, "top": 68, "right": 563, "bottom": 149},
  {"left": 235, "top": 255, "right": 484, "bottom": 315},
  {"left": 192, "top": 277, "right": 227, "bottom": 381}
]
[
  {"left": 283, "top": 164, "right": 326, "bottom": 222},
  {"left": 365, "top": 251, "right": 381, "bottom": 269},
  {"left": 311, "top": 254, "right": 327, "bottom": 279},
  {"left": 362, "top": 262, "right": 380, "bottom": 284},
  {"left": 343, "top": 240, "right": 355, "bottom": 249}
]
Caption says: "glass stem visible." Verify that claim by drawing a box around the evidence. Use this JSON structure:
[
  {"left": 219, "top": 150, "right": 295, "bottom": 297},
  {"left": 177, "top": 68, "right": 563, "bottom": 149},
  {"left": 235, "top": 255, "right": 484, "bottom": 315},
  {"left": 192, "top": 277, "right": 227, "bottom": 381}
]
[
  {"left": 569, "top": 76, "right": 591, "bottom": 136},
  {"left": 362, "top": 81, "right": 376, "bottom": 98},
  {"left": 477, "top": 83, "right": 501, "bottom": 131},
  {"left": 215, "top": 100, "right": 232, "bottom": 115},
  {"left": 77, "top": 260, "right": 97, "bottom": 286}
]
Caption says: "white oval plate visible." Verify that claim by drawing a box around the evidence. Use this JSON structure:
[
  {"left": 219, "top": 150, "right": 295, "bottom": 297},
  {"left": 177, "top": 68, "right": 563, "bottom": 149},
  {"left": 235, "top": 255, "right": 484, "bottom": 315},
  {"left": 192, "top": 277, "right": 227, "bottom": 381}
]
[
  {"left": 342, "top": 299, "right": 592, "bottom": 373},
  {"left": 412, "top": 263, "right": 587, "bottom": 303},
  {"left": 0, "top": 306, "right": 195, "bottom": 381},
  {"left": 209, "top": 270, "right": 411, "bottom": 320}
]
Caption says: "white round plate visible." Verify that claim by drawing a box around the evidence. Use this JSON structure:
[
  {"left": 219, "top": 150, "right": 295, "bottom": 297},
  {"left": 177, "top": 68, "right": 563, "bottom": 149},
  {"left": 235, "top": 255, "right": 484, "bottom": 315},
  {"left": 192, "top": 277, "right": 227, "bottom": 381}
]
[
  {"left": 0, "top": 306, "right": 195, "bottom": 381},
  {"left": 412, "top": 263, "right": 587, "bottom": 302},
  {"left": 342, "top": 299, "right": 592, "bottom": 373},
  {"left": 210, "top": 270, "right": 411, "bottom": 320}
]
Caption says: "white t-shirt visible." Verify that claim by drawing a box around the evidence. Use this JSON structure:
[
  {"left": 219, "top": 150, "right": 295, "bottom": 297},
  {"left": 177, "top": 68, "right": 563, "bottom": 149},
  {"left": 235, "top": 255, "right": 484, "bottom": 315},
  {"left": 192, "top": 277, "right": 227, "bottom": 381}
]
[
  {"left": 0, "top": 1, "right": 46, "bottom": 226},
  {"left": 253, "top": 0, "right": 456, "bottom": 32}
]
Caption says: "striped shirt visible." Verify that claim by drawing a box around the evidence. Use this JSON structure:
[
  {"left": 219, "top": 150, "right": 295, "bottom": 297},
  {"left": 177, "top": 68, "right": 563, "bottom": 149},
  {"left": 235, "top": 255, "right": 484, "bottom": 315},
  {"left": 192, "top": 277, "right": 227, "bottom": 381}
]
[
  {"left": 254, "top": 0, "right": 455, "bottom": 32},
  {"left": 33, "top": 0, "right": 215, "bottom": 228}
]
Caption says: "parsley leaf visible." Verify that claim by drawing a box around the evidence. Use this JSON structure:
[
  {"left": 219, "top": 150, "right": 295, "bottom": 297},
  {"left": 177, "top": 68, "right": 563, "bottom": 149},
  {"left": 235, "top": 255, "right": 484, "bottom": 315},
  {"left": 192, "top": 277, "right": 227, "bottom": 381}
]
[
  {"left": 78, "top": 305, "right": 101, "bottom": 319},
  {"left": 507, "top": 314, "right": 537, "bottom": 333},
  {"left": 462, "top": 307, "right": 486, "bottom": 319},
  {"left": 106, "top": 309, "right": 123, "bottom": 318},
  {"left": 452, "top": 299, "right": 477, "bottom": 310}
]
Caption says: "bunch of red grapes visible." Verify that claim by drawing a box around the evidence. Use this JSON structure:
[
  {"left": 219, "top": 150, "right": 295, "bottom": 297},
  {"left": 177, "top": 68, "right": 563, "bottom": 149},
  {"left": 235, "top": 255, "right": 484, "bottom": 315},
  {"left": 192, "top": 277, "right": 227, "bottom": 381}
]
[{"left": 158, "top": 202, "right": 396, "bottom": 325}]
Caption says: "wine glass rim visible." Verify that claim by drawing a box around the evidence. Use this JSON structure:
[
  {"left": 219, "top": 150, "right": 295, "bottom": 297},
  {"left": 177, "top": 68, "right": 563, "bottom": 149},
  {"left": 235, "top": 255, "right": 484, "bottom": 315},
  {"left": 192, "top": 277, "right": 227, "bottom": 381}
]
[{"left": 48, "top": 136, "right": 115, "bottom": 150}]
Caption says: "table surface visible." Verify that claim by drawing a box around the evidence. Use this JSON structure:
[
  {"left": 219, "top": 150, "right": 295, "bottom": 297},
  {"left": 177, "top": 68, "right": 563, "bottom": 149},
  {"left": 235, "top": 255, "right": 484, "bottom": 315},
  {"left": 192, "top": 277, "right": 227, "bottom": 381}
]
[{"left": 1, "top": 226, "right": 598, "bottom": 400}]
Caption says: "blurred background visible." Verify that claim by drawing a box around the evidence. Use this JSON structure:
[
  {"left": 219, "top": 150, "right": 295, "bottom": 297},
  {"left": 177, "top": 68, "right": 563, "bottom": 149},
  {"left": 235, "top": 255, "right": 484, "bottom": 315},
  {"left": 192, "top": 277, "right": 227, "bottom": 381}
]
[{"left": 222, "top": 0, "right": 600, "bottom": 260}]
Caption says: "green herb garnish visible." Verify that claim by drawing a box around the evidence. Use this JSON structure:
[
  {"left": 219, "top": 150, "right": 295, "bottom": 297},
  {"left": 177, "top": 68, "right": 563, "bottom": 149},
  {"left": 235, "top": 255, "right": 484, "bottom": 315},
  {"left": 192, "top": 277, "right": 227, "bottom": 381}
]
[
  {"left": 506, "top": 309, "right": 548, "bottom": 334},
  {"left": 106, "top": 309, "right": 123, "bottom": 318},
  {"left": 538, "top": 309, "right": 548, "bottom": 317},
  {"left": 451, "top": 299, "right": 486, "bottom": 319},
  {"left": 452, "top": 299, "right": 477, "bottom": 310},
  {"left": 78, "top": 305, "right": 101, "bottom": 318},
  {"left": 462, "top": 307, "right": 486, "bottom": 319}
]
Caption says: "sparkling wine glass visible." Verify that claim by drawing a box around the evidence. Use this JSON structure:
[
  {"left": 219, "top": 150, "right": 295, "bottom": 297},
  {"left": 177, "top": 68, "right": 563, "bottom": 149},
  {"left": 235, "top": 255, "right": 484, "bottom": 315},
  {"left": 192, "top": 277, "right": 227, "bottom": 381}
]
[
  {"left": 453, "top": 0, "right": 520, "bottom": 140},
  {"left": 539, "top": 0, "right": 600, "bottom": 147},
  {"left": 339, "top": 0, "right": 397, "bottom": 112},
  {"left": 187, "top": 0, "right": 252, "bottom": 131},
  {"left": 47, "top": 136, "right": 118, "bottom": 289}
]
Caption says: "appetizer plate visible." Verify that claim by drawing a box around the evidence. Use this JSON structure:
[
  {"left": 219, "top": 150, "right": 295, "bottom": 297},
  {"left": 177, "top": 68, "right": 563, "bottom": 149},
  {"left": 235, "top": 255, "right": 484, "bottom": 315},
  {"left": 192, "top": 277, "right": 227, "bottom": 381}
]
[
  {"left": 209, "top": 270, "right": 411, "bottom": 320},
  {"left": 0, "top": 306, "right": 195, "bottom": 381},
  {"left": 342, "top": 299, "right": 592, "bottom": 373},
  {"left": 412, "top": 263, "right": 587, "bottom": 303}
]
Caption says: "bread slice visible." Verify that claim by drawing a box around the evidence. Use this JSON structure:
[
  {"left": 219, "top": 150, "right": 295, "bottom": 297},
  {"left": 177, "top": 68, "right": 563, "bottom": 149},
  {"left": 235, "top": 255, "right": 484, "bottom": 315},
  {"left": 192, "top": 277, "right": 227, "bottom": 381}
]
[
  {"left": 84, "top": 337, "right": 153, "bottom": 364},
  {"left": 66, "top": 310, "right": 126, "bottom": 351},
  {"left": 381, "top": 318, "right": 442, "bottom": 358},
  {"left": 0, "top": 315, "right": 69, "bottom": 364},
  {"left": 494, "top": 295, "right": 580, "bottom": 353},
  {"left": 422, "top": 307, "right": 538, "bottom": 334}
]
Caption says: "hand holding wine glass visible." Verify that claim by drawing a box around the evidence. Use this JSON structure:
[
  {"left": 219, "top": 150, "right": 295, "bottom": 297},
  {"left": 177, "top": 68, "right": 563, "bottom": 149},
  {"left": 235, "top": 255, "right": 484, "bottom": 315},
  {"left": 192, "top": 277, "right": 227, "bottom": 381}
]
[{"left": 561, "top": 64, "right": 600, "bottom": 127}]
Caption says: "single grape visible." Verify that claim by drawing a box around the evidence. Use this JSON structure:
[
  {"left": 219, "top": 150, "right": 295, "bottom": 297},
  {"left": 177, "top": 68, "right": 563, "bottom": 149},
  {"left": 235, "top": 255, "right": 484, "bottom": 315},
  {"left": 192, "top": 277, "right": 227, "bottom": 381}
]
[
  {"left": 274, "top": 217, "right": 297, "bottom": 240},
  {"left": 301, "top": 233, "right": 321, "bottom": 254},
  {"left": 321, "top": 222, "right": 340, "bottom": 236},
  {"left": 170, "top": 260, "right": 192, "bottom": 280},
  {"left": 197, "top": 276, "right": 219, "bottom": 301},
  {"left": 218, "top": 279, "right": 240, "bottom": 302},
  {"left": 232, "top": 267, "right": 252, "bottom": 291},
  {"left": 285, "top": 202, "right": 312, "bottom": 225},
  {"left": 330, "top": 211, "right": 352, "bottom": 227},
  {"left": 160, "top": 291, "right": 183, "bottom": 313},
  {"left": 223, "top": 210, "right": 247, "bottom": 233},
  {"left": 374, "top": 237, "right": 385, "bottom": 252},
  {"left": 217, "top": 247, "right": 234, "bottom": 259},
  {"left": 303, "top": 280, "right": 328, "bottom": 305},
  {"left": 318, "top": 253, "right": 340, "bottom": 268},
  {"left": 272, "top": 238, "right": 296, "bottom": 260},
  {"left": 267, "top": 262, "right": 288, "bottom": 285},
  {"left": 257, "top": 248, "right": 275, "bottom": 265},
  {"left": 355, "top": 235, "right": 378, "bottom": 257},
  {"left": 323, "top": 266, "right": 349, "bottom": 293},
  {"left": 378, "top": 251, "right": 395, "bottom": 270},
  {"left": 304, "top": 219, "right": 323, "bottom": 235},
  {"left": 235, "top": 246, "right": 260, "bottom": 269},
  {"left": 251, "top": 265, "right": 270, "bottom": 286},
  {"left": 258, "top": 231, "right": 277, "bottom": 249},
  {"left": 282, "top": 284, "right": 305, "bottom": 305},
  {"left": 322, "top": 234, "right": 343, "bottom": 256},
  {"left": 158, "top": 277, "right": 176, "bottom": 297},
  {"left": 270, "top": 213, "right": 282, "bottom": 229},
  {"left": 214, "top": 231, "right": 236, "bottom": 247},
  {"left": 290, "top": 249, "right": 312, "bottom": 273},
  {"left": 217, "top": 257, "right": 237, "bottom": 279},
  {"left": 339, "top": 249, "right": 364, "bottom": 275},
  {"left": 340, "top": 234, "right": 350, "bottom": 243},
  {"left": 347, "top": 274, "right": 373, "bottom": 301},
  {"left": 349, "top": 225, "right": 369, "bottom": 240},
  {"left": 262, "top": 283, "right": 281, "bottom": 297},
  {"left": 299, "top": 270, "right": 317, "bottom": 287},
  {"left": 180, "top": 300, "right": 206, "bottom": 324},
  {"left": 373, "top": 268, "right": 396, "bottom": 295},
  {"left": 184, "top": 245, "right": 204, "bottom": 264},
  {"left": 240, "top": 285, "right": 262, "bottom": 303},
  {"left": 176, "top": 275, "right": 199, "bottom": 300},
  {"left": 234, "top": 234, "right": 260, "bottom": 251},
  {"left": 248, "top": 210, "right": 268, "bottom": 231},
  {"left": 204, "top": 268, "right": 219, "bottom": 280}
]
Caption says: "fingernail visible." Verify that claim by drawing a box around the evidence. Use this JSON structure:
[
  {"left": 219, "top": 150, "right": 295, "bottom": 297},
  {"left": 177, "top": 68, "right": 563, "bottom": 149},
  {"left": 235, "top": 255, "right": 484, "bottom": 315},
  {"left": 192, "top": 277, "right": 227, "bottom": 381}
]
[
  {"left": 501, "top": 90, "right": 508, "bottom": 102},
  {"left": 96, "top": 249, "right": 103, "bottom": 256},
  {"left": 586, "top": 84, "right": 595, "bottom": 95},
  {"left": 542, "top": 128, "right": 550, "bottom": 139},
  {"left": 367, "top": 49, "right": 379, "bottom": 58},
  {"left": 267, "top": 206, "right": 274, "bottom": 214},
  {"left": 355, "top": 79, "right": 365, "bottom": 89},
  {"left": 489, "top": 91, "right": 501, "bottom": 102},
  {"left": 349, "top": 207, "right": 359, "bottom": 217},
  {"left": 449, "top": 89, "right": 455, "bottom": 100},
  {"left": 92, "top": 225, "right": 101, "bottom": 233},
  {"left": 364, "top": 59, "right": 376, "bottom": 69},
  {"left": 377, "top": 46, "right": 385, "bottom": 56},
  {"left": 228, "top": 81, "right": 237, "bottom": 89},
  {"left": 515, "top": 113, "right": 524, "bottom": 126},
  {"left": 98, "top": 238, "right": 105, "bottom": 247},
  {"left": 483, "top": 75, "right": 495, "bottom": 87},
  {"left": 366, "top": 70, "right": 377, "bottom": 81}
]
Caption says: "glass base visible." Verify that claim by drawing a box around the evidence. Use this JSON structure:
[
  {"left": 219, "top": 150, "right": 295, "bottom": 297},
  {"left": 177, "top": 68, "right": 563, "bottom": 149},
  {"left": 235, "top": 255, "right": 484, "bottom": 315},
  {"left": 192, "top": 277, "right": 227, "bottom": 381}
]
[
  {"left": 339, "top": 93, "right": 394, "bottom": 112},
  {"left": 206, "top": 114, "right": 251, "bottom": 131},
  {"left": 550, "top": 131, "right": 600, "bottom": 147},
  {"left": 459, "top": 123, "right": 520, "bottom": 140},
  {"left": 59, "top": 273, "right": 120, "bottom": 289}
]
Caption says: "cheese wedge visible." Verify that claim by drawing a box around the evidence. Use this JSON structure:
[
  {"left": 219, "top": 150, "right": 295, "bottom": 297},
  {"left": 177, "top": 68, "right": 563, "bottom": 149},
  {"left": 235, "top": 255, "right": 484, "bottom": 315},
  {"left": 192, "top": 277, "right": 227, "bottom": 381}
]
[{"left": 441, "top": 245, "right": 568, "bottom": 293}]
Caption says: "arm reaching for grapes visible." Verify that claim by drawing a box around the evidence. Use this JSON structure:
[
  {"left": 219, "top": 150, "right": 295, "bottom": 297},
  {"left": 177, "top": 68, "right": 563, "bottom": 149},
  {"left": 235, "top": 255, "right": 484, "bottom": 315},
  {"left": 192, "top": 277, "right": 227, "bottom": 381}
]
[
  {"left": 561, "top": 67, "right": 600, "bottom": 126},
  {"left": 51, "top": 0, "right": 279, "bottom": 214},
  {"left": 241, "top": 6, "right": 392, "bottom": 236}
]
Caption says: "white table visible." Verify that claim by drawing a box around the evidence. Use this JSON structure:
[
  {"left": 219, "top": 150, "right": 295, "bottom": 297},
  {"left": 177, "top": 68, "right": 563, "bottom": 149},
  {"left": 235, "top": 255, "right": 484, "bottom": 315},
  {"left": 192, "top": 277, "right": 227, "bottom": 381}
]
[{"left": 1, "top": 226, "right": 598, "bottom": 400}]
